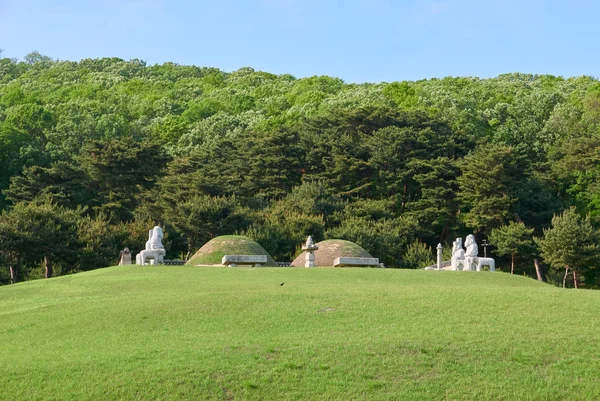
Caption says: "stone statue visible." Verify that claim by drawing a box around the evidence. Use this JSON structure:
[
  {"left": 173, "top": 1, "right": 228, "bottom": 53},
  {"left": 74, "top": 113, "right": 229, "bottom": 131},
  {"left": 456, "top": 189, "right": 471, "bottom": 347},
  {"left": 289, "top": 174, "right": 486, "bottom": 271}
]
[
  {"left": 451, "top": 238, "right": 465, "bottom": 271},
  {"left": 465, "top": 234, "right": 478, "bottom": 257},
  {"left": 463, "top": 234, "right": 495, "bottom": 272},
  {"left": 136, "top": 226, "right": 166, "bottom": 265}
]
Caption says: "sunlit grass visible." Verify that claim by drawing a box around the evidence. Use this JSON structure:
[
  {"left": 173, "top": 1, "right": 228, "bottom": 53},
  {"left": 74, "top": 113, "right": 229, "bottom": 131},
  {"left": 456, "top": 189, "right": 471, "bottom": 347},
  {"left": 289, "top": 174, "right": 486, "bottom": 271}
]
[{"left": 1, "top": 266, "right": 599, "bottom": 400}]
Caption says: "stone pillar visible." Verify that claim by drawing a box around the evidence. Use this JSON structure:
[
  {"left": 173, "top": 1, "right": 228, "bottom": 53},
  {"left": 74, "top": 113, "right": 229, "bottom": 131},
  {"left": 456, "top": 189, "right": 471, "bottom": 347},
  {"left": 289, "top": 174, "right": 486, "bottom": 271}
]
[
  {"left": 436, "top": 243, "right": 443, "bottom": 270},
  {"left": 305, "top": 252, "right": 315, "bottom": 268},
  {"left": 301, "top": 235, "right": 319, "bottom": 268}
]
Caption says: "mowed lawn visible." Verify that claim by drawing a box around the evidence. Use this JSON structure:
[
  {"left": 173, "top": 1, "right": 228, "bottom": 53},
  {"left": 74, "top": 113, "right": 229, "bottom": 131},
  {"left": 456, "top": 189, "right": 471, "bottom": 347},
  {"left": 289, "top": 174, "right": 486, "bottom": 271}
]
[{"left": 1, "top": 267, "right": 599, "bottom": 400}]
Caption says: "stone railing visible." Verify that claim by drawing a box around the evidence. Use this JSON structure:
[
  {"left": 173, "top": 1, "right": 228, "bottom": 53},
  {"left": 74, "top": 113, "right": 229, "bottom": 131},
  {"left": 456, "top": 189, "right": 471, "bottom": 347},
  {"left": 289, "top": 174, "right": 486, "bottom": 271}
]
[{"left": 163, "top": 260, "right": 186, "bottom": 266}]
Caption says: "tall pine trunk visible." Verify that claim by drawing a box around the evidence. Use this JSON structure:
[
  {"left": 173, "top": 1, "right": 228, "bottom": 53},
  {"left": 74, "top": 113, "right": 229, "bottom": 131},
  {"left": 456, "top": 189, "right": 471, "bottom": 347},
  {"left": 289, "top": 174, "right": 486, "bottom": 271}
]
[
  {"left": 533, "top": 259, "right": 543, "bottom": 282},
  {"left": 185, "top": 238, "right": 194, "bottom": 262},
  {"left": 563, "top": 267, "right": 570, "bottom": 288},
  {"left": 9, "top": 265, "right": 16, "bottom": 284},
  {"left": 573, "top": 270, "right": 579, "bottom": 289},
  {"left": 511, "top": 254, "right": 515, "bottom": 274},
  {"left": 45, "top": 255, "right": 53, "bottom": 279}
]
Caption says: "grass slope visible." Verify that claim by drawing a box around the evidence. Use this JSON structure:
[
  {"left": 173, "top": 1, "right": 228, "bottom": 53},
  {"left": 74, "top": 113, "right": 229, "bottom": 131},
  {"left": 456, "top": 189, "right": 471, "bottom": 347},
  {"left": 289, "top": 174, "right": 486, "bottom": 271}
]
[
  {"left": 1, "top": 267, "right": 599, "bottom": 400},
  {"left": 186, "top": 235, "right": 277, "bottom": 266}
]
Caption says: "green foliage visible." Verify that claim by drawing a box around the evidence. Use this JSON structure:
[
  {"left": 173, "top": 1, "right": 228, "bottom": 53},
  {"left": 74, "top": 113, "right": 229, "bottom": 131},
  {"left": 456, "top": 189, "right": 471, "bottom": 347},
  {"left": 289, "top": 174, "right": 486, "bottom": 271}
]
[
  {"left": 0, "top": 210, "right": 28, "bottom": 283},
  {"left": 326, "top": 215, "right": 418, "bottom": 267},
  {"left": 274, "top": 181, "right": 344, "bottom": 229},
  {"left": 237, "top": 129, "right": 304, "bottom": 199},
  {"left": 551, "top": 136, "right": 600, "bottom": 219},
  {"left": 0, "top": 201, "right": 81, "bottom": 278},
  {"left": 382, "top": 81, "right": 420, "bottom": 109},
  {"left": 402, "top": 240, "right": 434, "bottom": 269},
  {"left": 244, "top": 209, "right": 325, "bottom": 261},
  {"left": 406, "top": 157, "right": 461, "bottom": 237},
  {"left": 0, "top": 56, "right": 599, "bottom": 285},
  {"left": 4, "top": 162, "right": 89, "bottom": 209},
  {"left": 75, "top": 214, "right": 128, "bottom": 271},
  {"left": 457, "top": 145, "right": 529, "bottom": 232},
  {"left": 489, "top": 222, "right": 535, "bottom": 274},
  {"left": 535, "top": 208, "right": 600, "bottom": 287},
  {"left": 76, "top": 139, "right": 169, "bottom": 221},
  {"left": 164, "top": 195, "right": 248, "bottom": 259}
]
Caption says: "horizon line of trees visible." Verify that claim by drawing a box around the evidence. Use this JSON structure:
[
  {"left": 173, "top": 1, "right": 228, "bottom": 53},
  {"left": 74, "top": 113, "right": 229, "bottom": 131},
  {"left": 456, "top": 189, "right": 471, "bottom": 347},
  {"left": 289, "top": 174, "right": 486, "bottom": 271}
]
[{"left": 1, "top": 52, "right": 600, "bottom": 288}]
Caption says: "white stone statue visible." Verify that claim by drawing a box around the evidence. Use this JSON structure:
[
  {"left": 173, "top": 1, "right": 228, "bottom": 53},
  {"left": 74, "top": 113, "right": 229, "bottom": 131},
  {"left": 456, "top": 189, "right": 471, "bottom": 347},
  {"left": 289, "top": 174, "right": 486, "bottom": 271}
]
[
  {"left": 451, "top": 238, "right": 465, "bottom": 271},
  {"left": 136, "top": 226, "right": 166, "bottom": 265},
  {"left": 463, "top": 234, "right": 495, "bottom": 272},
  {"left": 449, "top": 234, "right": 495, "bottom": 272},
  {"left": 463, "top": 234, "right": 478, "bottom": 270},
  {"left": 465, "top": 234, "right": 478, "bottom": 257}
]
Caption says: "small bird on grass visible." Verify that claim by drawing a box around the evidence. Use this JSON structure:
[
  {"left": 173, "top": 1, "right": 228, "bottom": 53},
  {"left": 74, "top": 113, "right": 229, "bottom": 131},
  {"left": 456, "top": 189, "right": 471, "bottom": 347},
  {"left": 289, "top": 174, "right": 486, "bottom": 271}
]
[{"left": 280, "top": 282, "right": 284, "bottom": 286}]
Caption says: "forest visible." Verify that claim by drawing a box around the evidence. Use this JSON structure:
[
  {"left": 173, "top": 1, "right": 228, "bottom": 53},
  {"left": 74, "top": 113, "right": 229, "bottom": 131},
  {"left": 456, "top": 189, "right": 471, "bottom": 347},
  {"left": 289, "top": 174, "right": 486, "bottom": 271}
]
[{"left": 0, "top": 51, "right": 599, "bottom": 288}]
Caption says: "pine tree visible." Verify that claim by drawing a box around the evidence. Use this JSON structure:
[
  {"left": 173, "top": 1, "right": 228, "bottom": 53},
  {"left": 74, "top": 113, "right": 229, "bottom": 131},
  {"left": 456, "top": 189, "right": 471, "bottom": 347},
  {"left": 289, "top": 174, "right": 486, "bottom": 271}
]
[
  {"left": 489, "top": 222, "right": 535, "bottom": 274},
  {"left": 3, "top": 201, "right": 81, "bottom": 278},
  {"left": 457, "top": 145, "right": 529, "bottom": 233},
  {"left": 402, "top": 240, "right": 434, "bottom": 269},
  {"left": 535, "top": 208, "right": 600, "bottom": 288}
]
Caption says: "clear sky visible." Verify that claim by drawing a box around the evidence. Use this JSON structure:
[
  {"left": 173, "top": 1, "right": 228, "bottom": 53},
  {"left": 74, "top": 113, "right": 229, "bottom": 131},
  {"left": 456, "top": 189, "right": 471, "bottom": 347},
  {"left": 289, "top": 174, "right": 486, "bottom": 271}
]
[{"left": 0, "top": 0, "right": 598, "bottom": 83}]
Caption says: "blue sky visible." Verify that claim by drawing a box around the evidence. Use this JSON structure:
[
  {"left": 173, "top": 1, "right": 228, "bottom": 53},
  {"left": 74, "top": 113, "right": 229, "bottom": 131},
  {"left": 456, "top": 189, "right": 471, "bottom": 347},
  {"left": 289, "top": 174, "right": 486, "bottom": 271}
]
[{"left": 0, "top": 0, "right": 598, "bottom": 83}]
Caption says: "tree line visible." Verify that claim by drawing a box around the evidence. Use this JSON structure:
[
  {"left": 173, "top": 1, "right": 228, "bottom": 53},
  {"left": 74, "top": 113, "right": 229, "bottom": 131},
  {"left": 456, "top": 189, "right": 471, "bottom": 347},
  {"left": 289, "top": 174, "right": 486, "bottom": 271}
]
[{"left": 1, "top": 53, "right": 599, "bottom": 287}]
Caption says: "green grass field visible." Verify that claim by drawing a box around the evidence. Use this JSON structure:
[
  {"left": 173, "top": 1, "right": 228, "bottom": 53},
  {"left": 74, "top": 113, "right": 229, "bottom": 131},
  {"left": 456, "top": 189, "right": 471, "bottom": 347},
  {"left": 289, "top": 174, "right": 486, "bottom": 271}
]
[{"left": 1, "top": 266, "right": 599, "bottom": 400}]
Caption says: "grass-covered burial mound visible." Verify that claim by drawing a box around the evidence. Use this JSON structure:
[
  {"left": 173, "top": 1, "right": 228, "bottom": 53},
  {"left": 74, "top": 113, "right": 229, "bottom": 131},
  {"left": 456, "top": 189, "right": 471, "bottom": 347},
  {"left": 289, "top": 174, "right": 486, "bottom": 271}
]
[
  {"left": 290, "top": 239, "right": 374, "bottom": 267},
  {"left": 185, "top": 235, "right": 277, "bottom": 266}
]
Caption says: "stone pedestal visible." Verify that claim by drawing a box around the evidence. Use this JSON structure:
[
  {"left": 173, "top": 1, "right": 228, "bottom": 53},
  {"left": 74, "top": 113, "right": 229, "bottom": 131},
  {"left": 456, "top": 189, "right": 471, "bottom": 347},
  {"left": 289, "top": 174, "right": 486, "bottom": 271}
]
[{"left": 436, "top": 243, "right": 443, "bottom": 270}]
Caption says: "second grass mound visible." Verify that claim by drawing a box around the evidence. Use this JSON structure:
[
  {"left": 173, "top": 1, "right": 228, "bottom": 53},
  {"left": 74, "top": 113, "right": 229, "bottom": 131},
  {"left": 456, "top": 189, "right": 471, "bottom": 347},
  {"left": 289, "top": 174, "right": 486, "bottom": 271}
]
[{"left": 186, "top": 235, "right": 277, "bottom": 266}]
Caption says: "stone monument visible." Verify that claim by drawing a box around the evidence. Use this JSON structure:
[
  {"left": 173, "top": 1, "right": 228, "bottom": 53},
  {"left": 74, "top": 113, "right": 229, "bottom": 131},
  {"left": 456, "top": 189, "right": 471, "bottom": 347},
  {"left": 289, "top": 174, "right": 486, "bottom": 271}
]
[
  {"left": 436, "top": 243, "right": 443, "bottom": 270},
  {"left": 302, "top": 235, "right": 319, "bottom": 268},
  {"left": 136, "top": 226, "right": 166, "bottom": 265},
  {"left": 119, "top": 248, "right": 132, "bottom": 266},
  {"left": 451, "top": 234, "right": 495, "bottom": 272}
]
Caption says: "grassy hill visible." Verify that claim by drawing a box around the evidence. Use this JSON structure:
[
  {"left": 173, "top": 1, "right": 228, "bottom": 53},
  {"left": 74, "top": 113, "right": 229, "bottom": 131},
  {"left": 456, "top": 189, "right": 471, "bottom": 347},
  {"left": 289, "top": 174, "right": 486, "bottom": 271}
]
[{"left": 1, "top": 267, "right": 599, "bottom": 400}]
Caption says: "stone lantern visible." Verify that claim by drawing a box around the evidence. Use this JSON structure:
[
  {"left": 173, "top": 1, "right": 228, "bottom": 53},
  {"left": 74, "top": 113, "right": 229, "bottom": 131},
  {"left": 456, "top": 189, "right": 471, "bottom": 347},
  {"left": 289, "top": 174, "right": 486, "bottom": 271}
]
[{"left": 302, "top": 235, "right": 319, "bottom": 268}]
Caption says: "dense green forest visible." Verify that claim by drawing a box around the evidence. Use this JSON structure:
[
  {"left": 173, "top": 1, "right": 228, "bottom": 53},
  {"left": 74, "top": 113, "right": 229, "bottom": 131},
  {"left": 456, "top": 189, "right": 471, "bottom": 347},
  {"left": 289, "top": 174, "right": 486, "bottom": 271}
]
[{"left": 1, "top": 52, "right": 599, "bottom": 287}]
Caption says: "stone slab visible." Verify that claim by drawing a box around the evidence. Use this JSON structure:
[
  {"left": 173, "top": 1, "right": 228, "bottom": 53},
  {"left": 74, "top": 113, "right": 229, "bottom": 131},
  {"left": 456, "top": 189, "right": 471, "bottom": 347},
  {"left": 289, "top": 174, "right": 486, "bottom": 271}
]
[
  {"left": 222, "top": 255, "right": 268, "bottom": 266},
  {"left": 333, "top": 257, "right": 380, "bottom": 267}
]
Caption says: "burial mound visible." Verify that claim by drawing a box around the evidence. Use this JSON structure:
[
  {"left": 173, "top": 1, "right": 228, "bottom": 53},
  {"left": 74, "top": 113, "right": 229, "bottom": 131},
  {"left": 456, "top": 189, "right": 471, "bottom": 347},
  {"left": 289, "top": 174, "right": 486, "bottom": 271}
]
[
  {"left": 290, "top": 239, "right": 374, "bottom": 267},
  {"left": 185, "top": 235, "right": 277, "bottom": 266}
]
